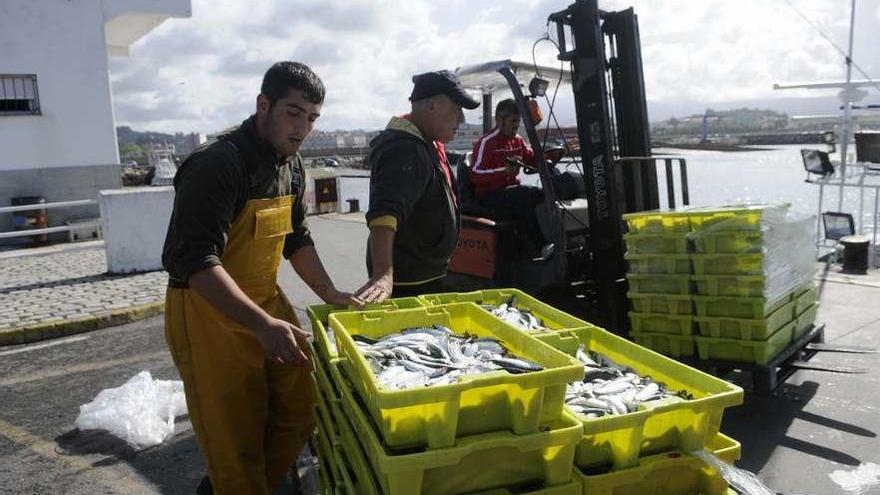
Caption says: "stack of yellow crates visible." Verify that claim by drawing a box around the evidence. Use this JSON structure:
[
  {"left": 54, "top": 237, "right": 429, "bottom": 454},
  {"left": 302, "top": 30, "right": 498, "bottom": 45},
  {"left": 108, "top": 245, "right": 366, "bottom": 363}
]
[
  {"left": 307, "top": 288, "right": 750, "bottom": 495},
  {"left": 307, "top": 294, "right": 585, "bottom": 495},
  {"left": 688, "top": 205, "right": 818, "bottom": 364},
  {"left": 527, "top": 324, "right": 743, "bottom": 495},
  {"left": 624, "top": 204, "right": 819, "bottom": 366},
  {"left": 624, "top": 211, "right": 696, "bottom": 358}
]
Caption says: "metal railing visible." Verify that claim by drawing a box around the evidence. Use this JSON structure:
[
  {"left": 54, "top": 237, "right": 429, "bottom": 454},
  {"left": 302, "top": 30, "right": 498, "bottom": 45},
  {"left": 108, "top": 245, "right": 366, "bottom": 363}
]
[
  {"left": 0, "top": 199, "right": 100, "bottom": 240},
  {"left": 616, "top": 156, "right": 690, "bottom": 209}
]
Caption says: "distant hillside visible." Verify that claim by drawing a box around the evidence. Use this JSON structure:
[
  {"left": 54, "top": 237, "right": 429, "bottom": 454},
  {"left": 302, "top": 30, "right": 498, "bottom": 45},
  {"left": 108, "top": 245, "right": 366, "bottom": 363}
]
[
  {"left": 652, "top": 107, "right": 791, "bottom": 136},
  {"left": 647, "top": 95, "right": 849, "bottom": 122},
  {"left": 117, "top": 126, "right": 178, "bottom": 146},
  {"left": 116, "top": 126, "right": 203, "bottom": 164}
]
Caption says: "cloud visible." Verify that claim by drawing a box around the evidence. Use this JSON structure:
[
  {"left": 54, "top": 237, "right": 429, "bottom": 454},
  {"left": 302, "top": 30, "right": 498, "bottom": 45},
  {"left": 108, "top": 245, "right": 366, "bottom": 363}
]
[{"left": 110, "top": 0, "right": 878, "bottom": 133}]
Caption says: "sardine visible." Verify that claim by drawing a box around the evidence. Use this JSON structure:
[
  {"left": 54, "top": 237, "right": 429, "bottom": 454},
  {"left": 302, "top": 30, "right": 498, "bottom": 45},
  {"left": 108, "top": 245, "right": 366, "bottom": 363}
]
[
  {"left": 565, "top": 345, "right": 686, "bottom": 419},
  {"left": 355, "top": 326, "right": 545, "bottom": 389},
  {"left": 482, "top": 299, "right": 549, "bottom": 332},
  {"left": 491, "top": 356, "right": 544, "bottom": 374}
]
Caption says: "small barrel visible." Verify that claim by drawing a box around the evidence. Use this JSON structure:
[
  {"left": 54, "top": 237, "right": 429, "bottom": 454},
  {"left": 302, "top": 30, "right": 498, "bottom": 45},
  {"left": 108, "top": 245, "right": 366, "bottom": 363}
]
[
  {"left": 11, "top": 196, "right": 48, "bottom": 244},
  {"left": 840, "top": 235, "right": 870, "bottom": 274}
]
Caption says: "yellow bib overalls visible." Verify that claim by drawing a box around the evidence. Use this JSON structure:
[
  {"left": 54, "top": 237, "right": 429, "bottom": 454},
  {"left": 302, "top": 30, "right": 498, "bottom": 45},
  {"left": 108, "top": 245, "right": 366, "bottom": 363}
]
[{"left": 165, "top": 194, "right": 316, "bottom": 494}]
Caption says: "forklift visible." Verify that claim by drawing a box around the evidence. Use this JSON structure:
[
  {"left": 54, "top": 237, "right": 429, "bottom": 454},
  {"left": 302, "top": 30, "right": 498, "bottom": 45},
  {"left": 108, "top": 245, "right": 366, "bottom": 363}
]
[{"left": 446, "top": 0, "right": 690, "bottom": 333}]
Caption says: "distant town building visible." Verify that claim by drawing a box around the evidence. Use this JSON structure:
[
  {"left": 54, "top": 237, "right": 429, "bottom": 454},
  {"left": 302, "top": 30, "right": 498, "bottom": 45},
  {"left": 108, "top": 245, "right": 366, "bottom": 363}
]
[
  {"left": 0, "top": 0, "right": 191, "bottom": 239},
  {"left": 175, "top": 132, "right": 206, "bottom": 158},
  {"left": 302, "top": 130, "right": 370, "bottom": 151},
  {"left": 447, "top": 123, "right": 484, "bottom": 151}
]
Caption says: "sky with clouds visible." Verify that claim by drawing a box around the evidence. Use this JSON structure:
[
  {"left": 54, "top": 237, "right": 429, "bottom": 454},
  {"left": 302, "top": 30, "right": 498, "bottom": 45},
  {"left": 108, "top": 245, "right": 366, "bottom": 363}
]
[{"left": 109, "top": 0, "right": 880, "bottom": 134}]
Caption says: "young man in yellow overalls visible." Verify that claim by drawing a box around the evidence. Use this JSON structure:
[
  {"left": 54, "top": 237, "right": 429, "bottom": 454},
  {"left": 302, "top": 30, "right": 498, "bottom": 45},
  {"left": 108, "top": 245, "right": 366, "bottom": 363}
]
[{"left": 162, "top": 62, "right": 359, "bottom": 495}]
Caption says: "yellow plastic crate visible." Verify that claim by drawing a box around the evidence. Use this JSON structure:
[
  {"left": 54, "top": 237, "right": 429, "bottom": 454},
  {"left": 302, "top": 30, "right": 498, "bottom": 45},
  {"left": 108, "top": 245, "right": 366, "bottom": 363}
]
[
  {"left": 708, "top": 433, "right": 743, "bottom": 465},
  {"left": 693, "top": 299, "right": 796, "bottom": 340},
  {"left": 307, "top": 297, "right": 425, "bottom": 363},
  {"left": 688, "top": 211, "right": 760, "bottom": 232},
  {"left": 628, "top": 312, "right": 694, "bottom": 335},
  {"left": 418, "top": 288, "right": 590, "bottom": 333},
  {"left": 693, "top": 294, "right": 791, "bottom": 319},
  {"left": 689, "top": 230, "right": 764, "bottom": 254},
  {"left": 316, "top": 401, "right": 347, "bottom": 491},
  {"left": 312, "top": 422, "right": 337, "bottom": 495},
  {"left": 629, "top": 332, "right": 696, "bottom": 358},
  {"left": 795, "top": 285, "right": 818, "bottom": 315},
  {"left": 333, "top": 410, "right": 383, "bottom": 495},
  {"left": 336, "top": 371, "right": 582, "bottom": 495},
  {"left": 690, "top": 253, "right": 765, "bottom": 276},
  {"left": 472, "top": 480, "right": 582, "bottom": 495},
  {"left": 537, "top": 327, "right": 743, "bottom": 469},
  {"left": 623, "top": 211, "right": 691, "bottom": 234},
  {"left": 333, "top": 444, "right": 379, "bottom": 495},
  {"left": 628, "top": 293, "right": 694, "bottom": 315},
  {"left": 686, "top": 204, "right": 786, "bottom": 232},
  {"left": 330, "top": 303, "right": 585, "bottom": 449},
  {"left": 691, "top": 275, "right": 765, "bottom": 297},
  {"left": 795, "top": 303, "right": 819, "bottom": 337},
  {"left": 695, "top": 321, "right": 796, "bottom": 364},
  {"left": 313, "top": 410, "right": 342, "bottom": 489},
  {"left": 315, "top": 382, "right": 339, "bottom": 442},
  {"left": 625, "top": 254, "right": 691, "bottom": 275},
  {"left": 627, "top": 274, "right": 692, "bottom": 295},
  {"left": 312, "top": 343, "right": 341, "bottom": 401},
  {"left": 573, "top": 433, "right": 741, "bottom": 495},
  {"left": 329, "top": 351, "right": 582, "bottom": 495},
  {"left": 317, "top": 452, "right": 335, "bottom": 495},
  {"left": 624, "top": 233, "right": 690, "bottom": 254}
]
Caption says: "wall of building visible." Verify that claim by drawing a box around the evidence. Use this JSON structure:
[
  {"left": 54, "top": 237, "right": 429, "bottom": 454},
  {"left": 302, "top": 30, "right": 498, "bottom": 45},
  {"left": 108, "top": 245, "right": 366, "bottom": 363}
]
[
  {"left": 0, "top": 1, "right": 120, "bottom": 171},
  {"left": 0, "top": 165, "right": 122, "bottom": 246}
]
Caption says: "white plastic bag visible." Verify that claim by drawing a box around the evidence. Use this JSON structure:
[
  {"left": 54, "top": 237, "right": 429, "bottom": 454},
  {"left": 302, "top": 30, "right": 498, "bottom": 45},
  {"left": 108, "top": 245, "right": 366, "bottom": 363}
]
[
  {"left": 693, "top": 449, "right": 776, "bottom": 495},
  {"left": 75, "top": 371, "right": 187, "bottom": 449}
]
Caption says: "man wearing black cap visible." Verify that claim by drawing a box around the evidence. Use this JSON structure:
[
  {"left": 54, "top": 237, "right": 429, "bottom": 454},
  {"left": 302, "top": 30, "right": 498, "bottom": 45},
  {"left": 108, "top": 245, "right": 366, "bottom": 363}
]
[{"left": 356, "top": 70, "right": 479, "bottom": 302}]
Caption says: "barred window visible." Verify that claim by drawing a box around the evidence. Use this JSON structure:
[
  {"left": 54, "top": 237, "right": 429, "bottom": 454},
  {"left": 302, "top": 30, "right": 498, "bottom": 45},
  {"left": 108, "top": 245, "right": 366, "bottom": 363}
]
[{"left": 0, "top": 75, "right": 40, "bottom": 115}]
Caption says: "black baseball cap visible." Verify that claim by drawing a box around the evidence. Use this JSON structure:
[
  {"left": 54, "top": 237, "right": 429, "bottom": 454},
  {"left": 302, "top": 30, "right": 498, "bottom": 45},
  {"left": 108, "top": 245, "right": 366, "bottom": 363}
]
[{"left": 409, "top": 70, "right": 480, "bottom": 110}]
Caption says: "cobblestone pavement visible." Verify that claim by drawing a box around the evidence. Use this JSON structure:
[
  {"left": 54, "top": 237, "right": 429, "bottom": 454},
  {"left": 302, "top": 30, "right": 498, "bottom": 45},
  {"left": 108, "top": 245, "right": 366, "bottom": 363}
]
[{"left": 0, "top": 244, "right": 167, "bottom": 335}]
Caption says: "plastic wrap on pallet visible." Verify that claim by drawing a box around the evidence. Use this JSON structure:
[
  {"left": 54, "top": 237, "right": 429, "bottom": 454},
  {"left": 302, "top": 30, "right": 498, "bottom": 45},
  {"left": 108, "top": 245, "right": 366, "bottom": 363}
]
[
  {"left": 764, "top": 213, "right": 815, "bottom": 302},
  {"left": 686, "top": 204, "right": 815, "bottom": 302}
]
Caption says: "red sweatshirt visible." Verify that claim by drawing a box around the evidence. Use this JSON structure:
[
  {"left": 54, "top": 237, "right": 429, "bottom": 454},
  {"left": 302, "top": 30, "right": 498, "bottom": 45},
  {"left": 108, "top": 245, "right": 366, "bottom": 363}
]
[{"left": 469, "top": 129, "right": 535, "bottom": 198}]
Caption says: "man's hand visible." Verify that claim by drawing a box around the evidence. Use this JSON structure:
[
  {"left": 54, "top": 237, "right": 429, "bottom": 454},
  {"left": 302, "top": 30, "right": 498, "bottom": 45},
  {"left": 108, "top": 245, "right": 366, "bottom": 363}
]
[
  {"left": 323, "top": 288, "right": 364, "bottom": 308},
  {"left": 254, "top": 317, "right": 311, "bottom": 366},
  {"left": 544, "top": 147, "right": 565, "bottom": 163},
  {"left": 504, "top": 156, "right": 523, "bottom": 175},
  {"left": 355, "top": 270, "right": 393, "bottom": 304}
]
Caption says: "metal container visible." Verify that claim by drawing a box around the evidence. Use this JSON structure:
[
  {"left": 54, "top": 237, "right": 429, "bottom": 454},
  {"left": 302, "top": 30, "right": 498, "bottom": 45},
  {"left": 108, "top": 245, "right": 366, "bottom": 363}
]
[
  {"left": 855, "top": 131, "right": 880, "bottom": 164},
  {"left": 11, "top": 196, "right": 47, "bottom": 243}
]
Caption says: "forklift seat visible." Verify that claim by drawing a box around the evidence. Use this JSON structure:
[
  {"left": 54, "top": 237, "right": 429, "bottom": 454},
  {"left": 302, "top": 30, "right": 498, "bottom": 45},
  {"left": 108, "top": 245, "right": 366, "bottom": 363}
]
[{"left": 455, "top": 154, "right": 514, "bottom": 222}]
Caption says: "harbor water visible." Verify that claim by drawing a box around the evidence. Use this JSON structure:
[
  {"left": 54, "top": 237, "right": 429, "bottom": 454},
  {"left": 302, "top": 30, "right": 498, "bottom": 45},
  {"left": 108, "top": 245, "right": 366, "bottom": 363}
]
[{"left": 337, "top": 145, "right": 879, "bottom": 239}]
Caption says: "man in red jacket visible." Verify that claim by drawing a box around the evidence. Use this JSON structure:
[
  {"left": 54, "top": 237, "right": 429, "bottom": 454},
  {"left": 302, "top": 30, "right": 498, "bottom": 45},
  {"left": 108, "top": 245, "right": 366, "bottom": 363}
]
[{"left": 469, "top": 98, "right": 547, "bottom": 255}]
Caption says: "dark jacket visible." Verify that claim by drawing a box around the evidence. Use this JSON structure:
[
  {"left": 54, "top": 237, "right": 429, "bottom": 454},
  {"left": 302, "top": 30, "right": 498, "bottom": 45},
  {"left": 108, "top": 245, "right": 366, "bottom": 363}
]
[
  {"left": 366, "top": 117, "right": 460, "bottom": 284},
  {"left": 162, "top": 116, "right": 312, "bottom": 287}
]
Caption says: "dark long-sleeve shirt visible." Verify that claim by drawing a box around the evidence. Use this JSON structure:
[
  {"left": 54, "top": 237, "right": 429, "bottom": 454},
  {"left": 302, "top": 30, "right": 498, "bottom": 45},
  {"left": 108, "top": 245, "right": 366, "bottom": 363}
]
[{"left": 162, "top": 115, "right": 313, "bottom": 287}]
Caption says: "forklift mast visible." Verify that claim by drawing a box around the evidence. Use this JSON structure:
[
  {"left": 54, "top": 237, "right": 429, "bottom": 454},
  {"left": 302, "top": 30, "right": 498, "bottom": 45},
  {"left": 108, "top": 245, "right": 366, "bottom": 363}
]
[{"left": 549, "top": 0, "right": 658, "bottom": 332}]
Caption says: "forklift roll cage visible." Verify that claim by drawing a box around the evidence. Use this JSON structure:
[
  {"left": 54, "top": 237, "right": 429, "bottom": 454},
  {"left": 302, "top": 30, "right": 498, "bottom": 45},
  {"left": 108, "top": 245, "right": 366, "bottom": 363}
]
[{"left": 454, "top": 0, "right": 690, "bottom": 332}]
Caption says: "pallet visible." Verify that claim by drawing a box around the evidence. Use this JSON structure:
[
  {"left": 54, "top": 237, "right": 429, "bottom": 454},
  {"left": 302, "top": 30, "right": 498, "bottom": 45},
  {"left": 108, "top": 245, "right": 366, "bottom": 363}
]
[{"left": 683, "top": 323, "right": 853, "bottom": 395}]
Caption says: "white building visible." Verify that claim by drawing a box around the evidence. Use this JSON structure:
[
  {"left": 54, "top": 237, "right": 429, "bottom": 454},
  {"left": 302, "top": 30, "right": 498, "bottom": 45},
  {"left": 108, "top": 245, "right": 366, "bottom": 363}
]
[
  {"left": 446, "top": 122, "right": 485, "bottom": 151},
  {"left": 302, "top": 130, "right": 370, "bottom": 151},
  {"left": 0, "top": 0, "right": 191, "bottom": 241},
  {"left": 176, "top": 131, "right": 206, "bottom": 158}
]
